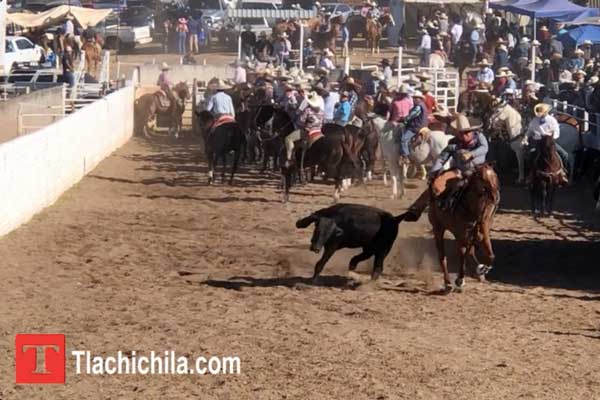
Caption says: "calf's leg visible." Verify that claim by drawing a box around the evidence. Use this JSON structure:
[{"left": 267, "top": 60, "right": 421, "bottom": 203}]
[
  {"left": 349, "top": 249, "right": 374, "bottom": 271},
  {"left": 312, "top": 245, "right": 336, "bottom": 282}
]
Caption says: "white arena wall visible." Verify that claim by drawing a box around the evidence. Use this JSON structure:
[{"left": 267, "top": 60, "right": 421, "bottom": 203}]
[{"left": 0, "top": 85, "right": 134, "bottom": 236}]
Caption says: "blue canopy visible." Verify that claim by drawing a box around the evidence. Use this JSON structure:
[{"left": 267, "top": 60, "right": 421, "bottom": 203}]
[
  {"left": 505, "top": 0, "right": 588, "bottom": 18},
  {"left": 552, "top": 7, "right": 600, "bottom": 23},
  {"left": 489, "top": 0, "right": 537, "bottom": 11},
  {"left": 559, "top": 25, "right": 600, "bottom": 46}
]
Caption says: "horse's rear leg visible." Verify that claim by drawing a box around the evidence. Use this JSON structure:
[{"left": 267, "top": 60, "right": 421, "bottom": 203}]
[
  {"left": 220, "top": 153, "right": 227, "bottom": 184},
  {"left": 475, "top": 223, "right": 495, "bottom": 281},
  {"left": 333, "top": 179, "right": 342, "bottom": 203},
  {"left": 455, "top": 240, "right": 468, "bottom": 291},
  {"left": 433, "top": 226, "right": 452, "bottom": 293},
  {"left": 229, "top": 149, "right": 241, "bottom": 185}
]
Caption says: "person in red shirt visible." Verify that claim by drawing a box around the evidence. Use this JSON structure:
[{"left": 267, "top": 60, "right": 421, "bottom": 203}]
[
  {"left": 389, "top": 84, "right": 413, "bottom": 123},
  {"left": 421, "top": 83, "right": 437, "bottom": 120}
]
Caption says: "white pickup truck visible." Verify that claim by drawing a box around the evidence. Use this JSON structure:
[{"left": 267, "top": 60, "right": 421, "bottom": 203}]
[
  {"left": 1, "top": 36, "right": 43, "bottom": 74},
  {"left": 98, "top": 23, "right": 153, "bottom": 50}
]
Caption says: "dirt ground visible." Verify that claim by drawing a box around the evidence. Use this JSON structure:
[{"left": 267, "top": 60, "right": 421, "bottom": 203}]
[{"left": 1, "top": 130, "right": 600, "bottom": 399}]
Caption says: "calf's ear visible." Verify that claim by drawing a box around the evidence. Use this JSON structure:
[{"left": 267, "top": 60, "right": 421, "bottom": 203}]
[{"left": 296, "top": 214, "right": 318, "bottom": 229}]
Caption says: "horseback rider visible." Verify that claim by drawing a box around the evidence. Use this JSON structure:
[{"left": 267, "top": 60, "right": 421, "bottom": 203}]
[
  {"left": 319, "top": 12, "right": 332, "bottom": 33},
  {"left": 404, "top": 114, "right": 489, "bottom": 221},
  {"left": 333, "top": 91, "right": 352, "bottom": 126},
  {"left": 398, "top": 90, "right": 428, "bottom": 163},
  {"left": 206, "top": 79, "right": 235, "bottom": 118},
  {"left": 525, "top": 103, "right": 569, "bottom": 185},
  {"left": 82, "top": 22, "right": 96, "bottom": 44},
  {"left": 284, "top": 91, "right": 324, "bottom": 168}
]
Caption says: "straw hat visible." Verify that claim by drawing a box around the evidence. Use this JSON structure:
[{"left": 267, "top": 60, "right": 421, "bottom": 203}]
[
  {"left": 432, "top": 104, "right": 452, "bottom": 119},
  {"left": 450, "top": 114, "right": 482, "bottom": 132},
  {"left": 160, "top": 62, "right": 170, "bottom": 70},
  {"left": 215, "top": 79, "right": 232, "bottom": 90},
  {"left": 477, "top": 59, "right": 491, "bottom": 67},
  {"left": 534, "top": 103, "right": 551, "bottom": 117},
  {"left": 306, "top": 91, "right": 323, "bottom": 109},
  {"left": 540, "top": 25, "right": 549, "bottom": 32},
  {"left": 398, "top": 83, "right": 410, "bottom": 94},
  {"left": 589, "top": 76, "right": 600, "bottom": 85},
  {"left": 583, "top": 39, "right": 593, "bottom": 46},
  {"left": 520, "top": 37, "right": 530, "bottom": 44},
  {"left": 412, "top": 90, "right": 424, "bottom": 99},
  {"left": 416, "top": 71, "right": 432, "bottom": 81}
]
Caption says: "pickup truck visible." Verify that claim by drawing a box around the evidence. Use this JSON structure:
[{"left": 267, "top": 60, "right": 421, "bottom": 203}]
[
  {"left": 98, "top": 23, "right": 153, "bottom": 50},
  {"left": 1, "top": 36, "right": 43, "bottom": 74}
]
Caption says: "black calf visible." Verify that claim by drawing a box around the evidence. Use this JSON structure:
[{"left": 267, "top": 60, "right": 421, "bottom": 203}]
[{"left": 296, "top": 204, "right": 406, "bottom": 282}]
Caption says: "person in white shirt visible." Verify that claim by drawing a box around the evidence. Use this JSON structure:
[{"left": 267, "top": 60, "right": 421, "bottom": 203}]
[
  {"left": 231, "top": 60, "right": 246, "bottom": 84},
  {"left": 64, "top": 15, "right": 75, "bottom": 36},
  {"left": 450, "top": 22, "right": 462, "bottom": 45},
  {"left": 476, "top": 59, "right": 495, "bottom": 85},
  {"left": 319, "top": 48, "right": 335, "bottom": 70},
  {"left": 526, "top": 103, "right": 569, "bottom": 180},
  {"left": 418, "top": 29, "right": 431, "bottom": 67},
  {"left": 322, "top": 89, "right": 340, "bottom": 122}
]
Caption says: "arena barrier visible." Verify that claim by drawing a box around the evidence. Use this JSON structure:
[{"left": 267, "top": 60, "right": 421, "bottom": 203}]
[
  {"left": 137, "top": 64, "right": 232, "bottom": 86},
  {"left": 549, "top": 99, "right": 600, "bottom": 150},
  {"left": 0, "top": 84, "right": 135, "bottom": 237}
]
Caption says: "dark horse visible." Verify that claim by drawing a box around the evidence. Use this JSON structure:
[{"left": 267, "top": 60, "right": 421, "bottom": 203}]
[
  {"left": 531, "top": 135, "right": 563, "bottom": 217},
  {"left": 195, "top": 111, "right": 245, "bottom": 185},
  {"left": 253, "top": 104, "right": 288, "bottom": 173}
]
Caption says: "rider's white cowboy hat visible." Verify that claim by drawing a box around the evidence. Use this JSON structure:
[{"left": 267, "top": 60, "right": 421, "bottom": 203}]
[
  {"left": 307, "top": 38, "right": 313, "bottom": 43},
  {"left": 160, "top": 62, "right": 170, "bottom": 70},
  {"left": 397, "top": 83, "right": 410, "bottom": 94},
  {"left": 583, "top": 39, "right": 593, "bottom": 46},
  {"left": 520, "top": 37, "right": 530, "bottom": 43},
  {"left": 306, "top": 91, "right": 323, "bottom": 109},
  {"left": 215, "top": 79, "right": 232, "bottom": 90},
  {"left": 477, "top": 59, "right": 491, "bottom": 67},
  {"left": 534, "top": 103, "right": 552, "bottom": 117},
  {"left": 451, "top": 114, "right": 483, "bottom": 133},
  {"left": 412, "top": 90, "right": 424, "bottom": 99},
  {"left": 589, "top": 76, "right": 600, "bottom": 85},
  {"left": 371, "top": 70, "right": 385, "bottom": 80}
]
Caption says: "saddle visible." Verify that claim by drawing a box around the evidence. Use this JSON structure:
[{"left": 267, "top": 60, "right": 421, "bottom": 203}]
[
  {"left": 307, "top": 129, "right": 324, "bottom": 148},
  {"left": 210, "top": 115, "right": 236, "bottom": 131},
  {"left": 155, "top": 90, "right": 171, "bottom": 110}
]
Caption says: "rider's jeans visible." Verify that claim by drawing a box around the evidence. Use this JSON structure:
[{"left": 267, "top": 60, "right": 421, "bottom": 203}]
[
  {"left": 285, "top": 129, "right": 302, "bottom": 160},
  {"left": 400, "top": 129, "right": 415, "bottom": 157}
]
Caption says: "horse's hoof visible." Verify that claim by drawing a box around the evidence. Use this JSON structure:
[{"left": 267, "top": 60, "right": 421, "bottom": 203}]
[
  {"left": 348, "top": 271, "right": 363, "bottom": 282},
  {"left": 476, "top": 264, "right": 492, "bottom": 279},
  {"left": 443, "top": 284, "right": 453, "bottom": 294},
  {"left": 454, "top": 278, "right": 465, "bottom": 292}
]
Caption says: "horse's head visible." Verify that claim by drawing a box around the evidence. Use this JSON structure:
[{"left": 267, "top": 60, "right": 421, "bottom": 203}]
[
  {"left": 379, "top": 13, "right": 395, "bottom": 27},
  {"left": 195, "top": 110, "right": 214, "bottom": 129},
  {"left": 173, "top": 82, "right": 190, "bottom": 100},
  {"left": 471, "top": 163, "right": 500, "bottom": 205},
  {"left": 540, "top": 134, "right": 557, "bottom": 154},
  {"left": 254, "top": 104, "right": 275, "bottom": 128}
]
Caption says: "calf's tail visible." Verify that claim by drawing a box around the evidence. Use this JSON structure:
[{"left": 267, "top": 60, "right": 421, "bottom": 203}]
[{"left": 394, "top": 213, "right": 407, "bottom": 224}]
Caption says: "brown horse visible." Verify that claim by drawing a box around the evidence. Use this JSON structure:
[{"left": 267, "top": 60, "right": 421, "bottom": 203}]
[
  {"left": 365, "top": 14, "right": 395, "bottom": 55},
  {"left": 81, "top": 41, "right": 101, "bottom": 80},
  {"left": 134, "top": 82, "right": 190, "bottom": 138},
  {"left": 428, "top": 164, "right": 500, "bottom": 293},
  {"left": 308, "top": 15, "right": 344, "bottom": 53},
  {"left": 531, "top": 135, "right": 564, "bottom": 217}
]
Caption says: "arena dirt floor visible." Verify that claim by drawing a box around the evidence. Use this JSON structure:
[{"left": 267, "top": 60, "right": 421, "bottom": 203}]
[{"left": 1, "top": 129, "right": 600, "bottom": 399}]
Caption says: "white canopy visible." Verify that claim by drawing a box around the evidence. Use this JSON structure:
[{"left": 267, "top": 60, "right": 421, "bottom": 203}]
[{"left": 6, "top": 5, "right": 112, "bottom": 29}]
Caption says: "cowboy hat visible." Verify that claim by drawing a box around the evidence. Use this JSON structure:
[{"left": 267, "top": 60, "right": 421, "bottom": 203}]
[
  {"left": 432, "top": 104, "right": 452, "bottom": 119},
  {"left": 583, "top": 39, "right": 593, "bottom": 45},
  {"left": 398, "top": 83, "right": 410, "bottom": 94},
  {"left": 520, "top": 37, "right": 530, "bottom": 44},
  {"left": 543, "top": 59, "right": 551, "bottom": 65},
  {"left": 307, "top": 38, "right": 313, "bottom": 43},
  {"left": 589, "top": 76, "right": 600, "bottom": 85},
  {"left": 215, "top": 79, "right": 232, "bottom": 90},
  {"left": 477, "top": 59, "right": 491, "bottom": 67},
  {"left": 280, "top": 32, "right": 289, "bottom": 39},
  {"left": 412, "top": 90, "right": 424, "bottom": 99},
  {"left": 534, "top": 103, "right": 552, "bottom": 117},
  {"left": 573, "top": 69, "right": 587, "bottom": 76},
  {"left": 381, "top": 58, "right": 390, "bottom": 66},
  {"left": 160, "top": 62, "right": 170, "bottom": 70},
  {"left": 416, "top": 71, "right": 432, "bottom": 81},
  {"left": 316, "top": 66, "right": 329, "bottom": 75},
  {"left": 496, "top": 70, "right": 508, "bottom": 78},
  {"left": 532, "top": 40, "right": 541, "bottom": 46},
  {"left": 371, "top": 70, "right": 385, "bottom": 80},
  {"left": 421, "top": 83, "right": 433, "bottom": 92},
  {"left": 551, "top": 52, "right": 563, "bottom": 60},
  {"left": 540, "top": 25, "right": 549, "bottom": 32},
  {"left": 450, "top": 113, "right": 482, "bottom": 132},
  {"left": 575, "top": 48, "right": 585, "bottom": 55},
  {"left": 498, "top": 44, "right": 508, "bottom": 52},
  {"left": 306, "top": 91, "right": 323, "bottom": 109},
  {"left": 496, "top": 38, "right": 506, "bottom": 44}
]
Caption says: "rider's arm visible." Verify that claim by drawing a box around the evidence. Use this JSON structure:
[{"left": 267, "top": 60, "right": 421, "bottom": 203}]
[
  {"left": 550, "top": 116, "right": 560, "bottom": 139},
  {"left": 206, "top": 95, "right": 214, "bottom": 112},
  {"left": 228, "top": 98, "right": 236, "bottom": 118},
  {"left": 470, "top": 133, "right": 489, "bottom": 160},
  {"left": 430, "top": 144, "right": 454, "bottom": 176}
]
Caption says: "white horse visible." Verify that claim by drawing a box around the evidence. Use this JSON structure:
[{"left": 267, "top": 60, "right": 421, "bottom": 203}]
[
  {"left": 409, "top": 128, "right": 453, "bottom": 179},
  {"left": 373, "top": 116, "right": 406, "bottom": 199},
  {"left": 429, "top": 53, "right": 446, "bottom": 69},
  {"left": 489, "top": 102, "right": 526, "bottom": 183}
]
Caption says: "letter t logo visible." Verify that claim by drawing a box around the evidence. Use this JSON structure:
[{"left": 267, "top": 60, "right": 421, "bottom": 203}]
[{"left": 15, "top": 334, "right": 65, "bottom": 384}]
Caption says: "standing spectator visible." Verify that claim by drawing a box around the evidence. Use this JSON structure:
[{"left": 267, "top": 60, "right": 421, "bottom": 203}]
[
  {"left": 381, "top": 58, "right": 393, "bottom": 84},
  {"left": 341, "top": 23, "right": 350, "bottom": 58},
  {"left": 323, "top": 87, "right": 340, "bottom": 123},
  {"left": 231, "top": 60, "right": 246, "bottom": 84},
  {"left": 64, "top": 15, "right": 75, "bottom": 36},
  {"left": 188, "top": 16, "right": 200, "bottom": 54},
  {"left": 274, "top": 33, "right": 291, "bottom": 68},
  {"left": 449, "top": 18, "right": 463, "bottom": 61},
  {"left": 418, "top": 28, "right": 431, "bottom": 67},
  {"left": 319, "top": 48, "right": 335, "bottom": 70},
  {"left": 162, "top": 19, "right": 172, "bottom": 53},
  {"left": 470, "top": 23, "right": 481, "bottom": 64},
  {"left": 240, "top": 25, "right": 256, "bottom": 59},
  {"left": 303, "top": 38, "right": 315, "bottom": 67},
  {"left": 176, "top": 17, "right": 188, "bottom": 55},
  {"left": 255, "top": 32, "right": 273, "bottom": 62},
  {"left": 438, "top": 12, "right": 449, "bottom": 34},
  {"left": 493, "top": 42, "right": 509, "bottom": 72},
  {"left": 62, "top": 45, "right": 75, "bottom": 87}
]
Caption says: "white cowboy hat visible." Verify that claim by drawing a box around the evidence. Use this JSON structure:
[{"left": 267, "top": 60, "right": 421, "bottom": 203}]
[
  {"left": 412, "top": 90, "right": 424, "bottom": 99},
  {"left": 160, "top": 62, "right": 170, "bottom": 70},
  {"left": 451, "top": 114, "right": 483, "bottom": 132},
  {"left": 397, "top": 83, "right": 410, "bottom": 94},
  {"left": 307, "top": 38, "right": 313, "bottom": 43},
  {"left": 323, "top": 48, "right": 334, "bottom": 57},
  {"left": 215, "top": 79, "right": 232, "bottom": 90},
  {"left": 504, "top": 88, "right": 515, "bottom": 95},
  {"left": 540, "top": 25, "right": 549, "bottom": 32},
  {"left": 589, "top": 76, "right": 600, "bottom": 85},
  {"left": 543, "top": 59, "right": 551, "bottom": 65},
  {"left": 520, "top": 37, "right": 530, "bottom": 44},
  {"left": 280, "top": 32, "right": 289, "bottom": 39},
  {"left": 477, "top": 59, "right": 491, "bottom": 67},
  {"left": 583, "top": 39, "right": 593, "bottom": 45},
  {"left": 306, "top": 91, "right": 323, "bottom": 109},
  {"left": 416, "top": 71, "right": 432, "bottom": 81},
  {"left": 498, "top": 44, "right": 508, "bottom": 52},
  {"left": 532, "top": 40, "right": 541, "bottom": 46},
  {"left": 534, "top": 103, "right": 551, "bottom": 117}
]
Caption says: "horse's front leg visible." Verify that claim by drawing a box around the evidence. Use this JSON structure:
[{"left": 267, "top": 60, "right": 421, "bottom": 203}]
[
  {"left": 433, "top": 226, "right": 452, "bottom": 293},
  {"left": 333, "top": 178, "right": 342, "bottom": 203},
  {"left": 455, "top": 240, "right": 468, "bottom": 291},
  {"left": 475, "top": 222, "right": 495, "bottom": 281}
]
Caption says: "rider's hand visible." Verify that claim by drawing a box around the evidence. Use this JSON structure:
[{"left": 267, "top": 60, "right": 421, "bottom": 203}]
[{"left": 460, "top": 151, "right": 473, "bottom": 161}]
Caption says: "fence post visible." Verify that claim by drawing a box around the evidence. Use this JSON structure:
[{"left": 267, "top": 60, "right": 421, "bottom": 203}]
[
  {"left": 397, "top": 46, "right": 402, "bottom": 89},
  {"left": 192, "top": 78, "right": 197, "bottom": 136},
  {"left": 16, "top": 103, "right": 22, "bottom": 136},
  {"left": 299, "top": 23, "right": 304, "bottom": 72},
  {"left": 584, "top": 110, "right": 589, "bottom": 133}
]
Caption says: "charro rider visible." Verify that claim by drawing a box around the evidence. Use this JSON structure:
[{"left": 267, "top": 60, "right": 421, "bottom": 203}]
[
  {"left": 404, "top": 113, "right": 490, "bottom": 221},
  {"left": 205, "top": 79, "right": 236, "bottom": 133},
  {"left": 284, "top": 91, "right": 324, "bottom": 168},
  {"left": 156, "top": 62, "right": 175, "bottom": 109}
]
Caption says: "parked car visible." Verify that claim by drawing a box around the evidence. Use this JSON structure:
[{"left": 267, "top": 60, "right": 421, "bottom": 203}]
[
  {"left": 217, "top": 16, "right": 271, "bottom": 48},
  {"left": 321, "top": 3, "right": 353, "bottom": 20},
  {"left": 20, "top": 0, "right": 82, "bottom": 12},
  {"left": 119, "top": 5, "right": 155, "bottom": 34},
  {"left": 1, "top": 36, "right": 43, "bottom": 74},
  {"left": 97, "top": 22, "right": 153, "bottom": 50},
  {"left": 189, "top": 0, "right": 227, "bottom": 31}
]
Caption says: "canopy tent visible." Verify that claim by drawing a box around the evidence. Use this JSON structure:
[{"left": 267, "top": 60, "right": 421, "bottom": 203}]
[
  {"left": 553, "top": 8, "right": 600, "bottom": 23},
  {"left": 489, "top": 0, "right": 538, "bottom": 11},
  {"left": 567, "top": 16, "right": 600, "bottom": 25},
  {"left": 504, "top": 0, "right": 588, "bottom": 18},
  {"left": 6, "top": 5, "right": 112, "bottom": 29},
  {"left": 558, "top": 25, "right": 600, "bottom": 46}
]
